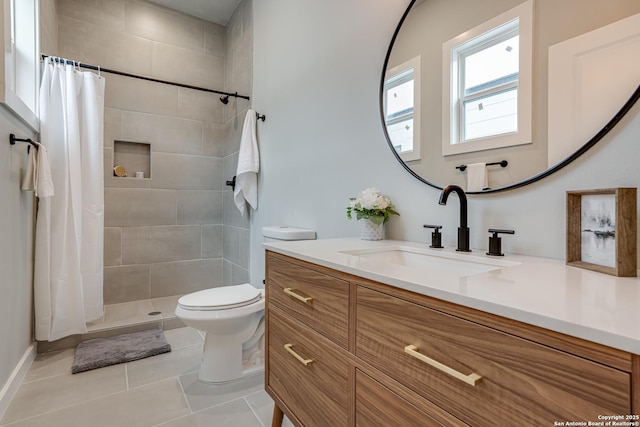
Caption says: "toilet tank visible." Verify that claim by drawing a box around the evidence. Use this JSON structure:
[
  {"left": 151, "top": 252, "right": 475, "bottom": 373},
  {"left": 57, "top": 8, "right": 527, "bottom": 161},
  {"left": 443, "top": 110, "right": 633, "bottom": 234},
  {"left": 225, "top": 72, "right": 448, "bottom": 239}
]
[{"left": 262, "top": 226, "right": 316, "bottom": 242}]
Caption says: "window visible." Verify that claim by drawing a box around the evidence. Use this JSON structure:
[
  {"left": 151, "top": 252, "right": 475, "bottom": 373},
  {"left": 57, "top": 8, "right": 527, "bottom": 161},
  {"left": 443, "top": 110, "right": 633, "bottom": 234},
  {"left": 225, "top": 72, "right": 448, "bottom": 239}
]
[
  {"left": 1, "top": 0, "right": 40, "bottom": 130},
  {"left": 442, "top": 0, "right": 532, "bottom": 156},
  {"left": 383, "top": 56, "right": 421, "bottom": 162},
  {"left": 459, "top": 26, "right": 519, "bottom": 141}
]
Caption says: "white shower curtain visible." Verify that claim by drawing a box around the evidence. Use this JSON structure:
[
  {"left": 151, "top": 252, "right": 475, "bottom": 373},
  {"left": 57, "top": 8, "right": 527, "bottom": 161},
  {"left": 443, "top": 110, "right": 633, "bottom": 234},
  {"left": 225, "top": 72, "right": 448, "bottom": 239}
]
[{"left": 34, "top": 57, "right": 106, "bottom": 341}]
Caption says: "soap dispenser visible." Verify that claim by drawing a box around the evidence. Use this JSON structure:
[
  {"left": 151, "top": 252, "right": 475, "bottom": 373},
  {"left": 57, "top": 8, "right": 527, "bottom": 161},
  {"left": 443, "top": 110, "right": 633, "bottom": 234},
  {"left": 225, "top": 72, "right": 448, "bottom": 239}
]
[
  {"left": 486, "top": 229, "right": 514, "bottom": 256},
  {"left": 423, "top": 225, "right": 443, "bottom": 249}
]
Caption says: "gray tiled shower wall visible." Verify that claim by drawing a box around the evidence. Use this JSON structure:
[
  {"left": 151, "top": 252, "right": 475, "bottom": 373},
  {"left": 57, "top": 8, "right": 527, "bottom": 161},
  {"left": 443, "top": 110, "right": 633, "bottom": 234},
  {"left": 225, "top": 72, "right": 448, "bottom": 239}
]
[{"left": 53, "top": 0, "right": 253, "bottom": 305}]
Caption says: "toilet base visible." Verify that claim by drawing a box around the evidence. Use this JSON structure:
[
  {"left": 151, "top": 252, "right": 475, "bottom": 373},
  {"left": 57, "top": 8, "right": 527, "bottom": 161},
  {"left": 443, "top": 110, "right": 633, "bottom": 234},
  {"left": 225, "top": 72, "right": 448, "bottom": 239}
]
[
  {"left": 196, "top": 319, "right": 265, "bottom": 384},
  {"left": 197, "top": 362, "right": 264, "bottom": 385}
]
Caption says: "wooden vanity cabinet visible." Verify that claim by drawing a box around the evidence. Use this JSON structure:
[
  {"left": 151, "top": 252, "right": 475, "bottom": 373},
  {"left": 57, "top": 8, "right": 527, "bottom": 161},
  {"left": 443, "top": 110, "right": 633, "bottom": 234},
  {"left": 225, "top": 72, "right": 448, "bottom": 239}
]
[
  {"left": 268, "top": 304, "right": 350, "bottom": 426},
  {"left": 354, "top": 369, "right": 466, "bottom": 427},
  {"left": 265, "top": 251, "right": 638, "bottom": 427},
  {"left": 356, "top": 285, "right": 630, "bottom": 425},
  {"left": 267, "top": 255, "right": 349, "bottom": 349},
  {"left": 266, "top": 252, "right": 352, "bottom": 427}
]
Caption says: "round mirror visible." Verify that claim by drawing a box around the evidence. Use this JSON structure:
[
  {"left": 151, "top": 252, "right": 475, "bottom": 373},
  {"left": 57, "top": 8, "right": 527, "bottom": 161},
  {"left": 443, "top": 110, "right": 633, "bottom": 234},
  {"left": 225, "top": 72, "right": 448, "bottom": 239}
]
[{"left": 381, "top": 0, "right": 640, "bottom": 193}]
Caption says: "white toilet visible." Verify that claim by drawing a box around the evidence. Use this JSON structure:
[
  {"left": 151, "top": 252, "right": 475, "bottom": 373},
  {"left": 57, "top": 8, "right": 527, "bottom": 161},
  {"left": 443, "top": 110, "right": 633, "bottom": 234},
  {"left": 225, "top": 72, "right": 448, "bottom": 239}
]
[{"left": 174, "top": 225, "right": 316, "bottom": 384}]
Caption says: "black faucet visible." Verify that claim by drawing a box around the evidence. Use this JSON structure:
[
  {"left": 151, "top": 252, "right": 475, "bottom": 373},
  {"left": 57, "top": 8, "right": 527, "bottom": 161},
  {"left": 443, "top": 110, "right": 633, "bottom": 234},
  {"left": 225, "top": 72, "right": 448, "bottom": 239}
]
[{"left": 438, "top": 185, "right": 471, "bottom": 252}]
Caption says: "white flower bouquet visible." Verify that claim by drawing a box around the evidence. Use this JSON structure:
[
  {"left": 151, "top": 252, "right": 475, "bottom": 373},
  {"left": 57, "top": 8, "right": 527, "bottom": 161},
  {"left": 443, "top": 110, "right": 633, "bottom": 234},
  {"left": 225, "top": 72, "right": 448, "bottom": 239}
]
[{"left": 346, "top": 187, "right": 399, "bottom": 225}]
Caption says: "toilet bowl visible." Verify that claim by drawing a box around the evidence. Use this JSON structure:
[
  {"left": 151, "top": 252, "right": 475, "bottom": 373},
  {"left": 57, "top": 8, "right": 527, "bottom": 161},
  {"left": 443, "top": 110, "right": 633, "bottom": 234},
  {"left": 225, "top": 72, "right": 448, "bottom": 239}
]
[
  {"left": 175, "top": 225, "right": 316, "bottom": 384},
  {"left": 175, "top": 283, "right": 265, "bottom": 383}
]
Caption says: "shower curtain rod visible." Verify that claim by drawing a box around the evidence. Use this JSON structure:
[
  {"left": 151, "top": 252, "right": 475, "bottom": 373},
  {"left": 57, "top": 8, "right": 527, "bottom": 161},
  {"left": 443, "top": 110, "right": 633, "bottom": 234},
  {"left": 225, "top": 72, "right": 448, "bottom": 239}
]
[{"left": 40, "top": 54, "right": 251, "bottom": 101}]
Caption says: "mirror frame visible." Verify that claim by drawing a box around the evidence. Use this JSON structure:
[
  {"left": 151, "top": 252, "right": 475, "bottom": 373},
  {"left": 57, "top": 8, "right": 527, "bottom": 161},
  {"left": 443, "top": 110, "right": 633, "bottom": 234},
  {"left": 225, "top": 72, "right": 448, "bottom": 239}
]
[{"left": 380, "top": 0, "right": 640, "bottom": 194}]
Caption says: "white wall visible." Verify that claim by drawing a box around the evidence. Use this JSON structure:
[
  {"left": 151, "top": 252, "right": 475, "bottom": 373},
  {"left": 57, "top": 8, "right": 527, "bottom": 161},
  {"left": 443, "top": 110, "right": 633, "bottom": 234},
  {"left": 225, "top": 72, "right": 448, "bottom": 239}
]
[
  {"left": 0, "top": 106, "right": 35, "bottom": 404},
  {"left": 251, "top": 0, "right": 640, "bottom": 284},
  {"left": 0, "top": 0, "right": 58, "bottom": 411}
]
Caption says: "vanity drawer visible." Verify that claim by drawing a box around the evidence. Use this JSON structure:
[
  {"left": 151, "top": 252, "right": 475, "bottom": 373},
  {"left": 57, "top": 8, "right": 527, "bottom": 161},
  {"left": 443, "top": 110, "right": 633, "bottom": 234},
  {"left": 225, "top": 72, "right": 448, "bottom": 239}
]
[
  {"left": 355, "top": 369, "right": 467, "bottom": 427},
  {"left": 266, "top": 253, "right": 349, "bottom": 348},
  {"left": 267, "top": 304, "right": 349, "bottom": 427},
  {"left": 355, "top": 285, "right": 631, "bottom": 426}
]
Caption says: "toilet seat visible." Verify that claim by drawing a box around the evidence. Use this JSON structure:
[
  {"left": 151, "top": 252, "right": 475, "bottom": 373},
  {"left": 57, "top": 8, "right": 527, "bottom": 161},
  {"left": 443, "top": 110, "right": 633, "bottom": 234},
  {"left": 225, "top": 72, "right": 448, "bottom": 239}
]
[{"left": 178, "top": 284, "right": 262, "bottom": 311}]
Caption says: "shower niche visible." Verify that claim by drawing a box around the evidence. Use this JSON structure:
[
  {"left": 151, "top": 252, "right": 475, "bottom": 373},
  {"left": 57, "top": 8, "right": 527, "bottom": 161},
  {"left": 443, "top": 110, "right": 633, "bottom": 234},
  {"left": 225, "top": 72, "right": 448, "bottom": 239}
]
[{"left": 113, "top": 140, "right": 151, "bottom": 179}]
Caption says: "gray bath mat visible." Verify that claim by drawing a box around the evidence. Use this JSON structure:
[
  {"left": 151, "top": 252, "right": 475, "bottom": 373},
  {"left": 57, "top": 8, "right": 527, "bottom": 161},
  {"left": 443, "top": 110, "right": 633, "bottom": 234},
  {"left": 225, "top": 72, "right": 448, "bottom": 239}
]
[{"left": 71, "top": 328, "right": 171, "bottom": 374}]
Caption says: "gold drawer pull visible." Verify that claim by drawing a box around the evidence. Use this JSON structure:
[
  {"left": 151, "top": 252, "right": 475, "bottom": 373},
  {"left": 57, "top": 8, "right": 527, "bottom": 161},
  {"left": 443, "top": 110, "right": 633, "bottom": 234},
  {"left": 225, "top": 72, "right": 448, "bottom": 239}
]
[
  {"left": 284, "top": 343, "right": 314, "bottom": 366},
  {"left": 404, "top": 345, "right": 482, "bottom": 387},
  {"left": 283, "top": 287, "right": 313, "bottom": 303}
]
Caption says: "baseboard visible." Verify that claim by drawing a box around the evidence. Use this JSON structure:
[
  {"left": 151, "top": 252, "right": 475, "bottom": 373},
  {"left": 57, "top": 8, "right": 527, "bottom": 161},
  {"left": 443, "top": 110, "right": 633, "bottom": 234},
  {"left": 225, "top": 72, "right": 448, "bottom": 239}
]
[{"left": 0, "top": 343, "right": 36, "bottom": 421}]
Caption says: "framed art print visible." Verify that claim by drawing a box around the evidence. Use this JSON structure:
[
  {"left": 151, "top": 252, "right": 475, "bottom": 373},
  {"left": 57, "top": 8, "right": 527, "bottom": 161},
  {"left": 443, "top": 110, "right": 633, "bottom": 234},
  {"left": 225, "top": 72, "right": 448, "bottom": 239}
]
[{"left": 567, "top": 188, "right": 637, "bottom": 277}]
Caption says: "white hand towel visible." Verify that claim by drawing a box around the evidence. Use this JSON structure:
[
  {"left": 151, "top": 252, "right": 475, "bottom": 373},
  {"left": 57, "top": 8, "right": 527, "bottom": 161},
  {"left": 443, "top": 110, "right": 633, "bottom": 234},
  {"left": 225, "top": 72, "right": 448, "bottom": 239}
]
[
  {"left": 36, "top": 144, "right": 54, "bottom": 198},
  {"left": 234, "top": 109, "right": 260, "bottom": 215},
  {"left": 20, "top": 143, "right": 54, "bottom": 198},
  {"left": 21, "top": 146, "right": 37, "bottom": 191},
  {"left": 466, "top": 162, "right": 488, "bottom": 192}
]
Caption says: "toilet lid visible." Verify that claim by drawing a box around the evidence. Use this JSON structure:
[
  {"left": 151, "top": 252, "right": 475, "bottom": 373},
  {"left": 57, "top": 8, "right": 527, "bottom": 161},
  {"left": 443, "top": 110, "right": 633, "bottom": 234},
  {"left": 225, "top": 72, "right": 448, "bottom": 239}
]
[{"left": 178, "top": 284, "right": 262, "bottom": 311}]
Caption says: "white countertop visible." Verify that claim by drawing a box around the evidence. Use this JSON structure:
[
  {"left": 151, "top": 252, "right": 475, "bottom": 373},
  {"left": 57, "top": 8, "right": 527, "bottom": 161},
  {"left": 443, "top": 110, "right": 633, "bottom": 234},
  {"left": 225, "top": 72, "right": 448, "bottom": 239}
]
[{"left": 263, "top": 238, "right": 640, "bottom": 355}]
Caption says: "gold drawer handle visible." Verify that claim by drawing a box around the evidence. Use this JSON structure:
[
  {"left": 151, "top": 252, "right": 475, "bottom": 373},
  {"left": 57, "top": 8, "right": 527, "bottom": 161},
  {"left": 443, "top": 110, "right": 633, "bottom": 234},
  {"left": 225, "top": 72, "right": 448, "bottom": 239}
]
[
  {"left": 283, "top": 287, "right": 313, "bottom": 303},
  {"left": 404, "top": 345, "right": 482, "bottom": 387},
  {"left": 284, "top": 343, "right": 314, "bottom": 366}
]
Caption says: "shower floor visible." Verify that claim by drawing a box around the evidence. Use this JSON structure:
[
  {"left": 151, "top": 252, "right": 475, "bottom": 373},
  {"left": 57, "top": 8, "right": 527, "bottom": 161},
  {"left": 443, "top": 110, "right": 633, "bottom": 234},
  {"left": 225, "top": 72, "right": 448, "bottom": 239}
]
[
  {"left": 37, "top": 295, "right": 186, "bottom": 353},
  {"left": 88, "top": 295, "right": 184, "bottom": 332}
]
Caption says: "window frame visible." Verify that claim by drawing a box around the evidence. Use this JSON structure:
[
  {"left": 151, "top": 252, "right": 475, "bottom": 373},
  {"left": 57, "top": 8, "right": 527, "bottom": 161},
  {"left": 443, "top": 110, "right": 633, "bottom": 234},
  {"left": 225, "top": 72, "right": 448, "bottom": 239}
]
[
  {"left": 1, "top": 0, "right": 40, "bottom": 131},
  {"left": 442, "top": 0, "right": 532, "bottom": 156},
  {"left": 383, "top": 55, "right": 422, "bottom": 162}
]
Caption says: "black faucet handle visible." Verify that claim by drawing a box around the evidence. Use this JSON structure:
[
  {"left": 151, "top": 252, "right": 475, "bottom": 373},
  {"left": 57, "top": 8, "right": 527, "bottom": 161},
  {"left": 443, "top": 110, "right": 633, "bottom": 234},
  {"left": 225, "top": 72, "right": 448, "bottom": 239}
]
[
  {"left": 423, "top": 225, "right": 443, "bottom": 249},
  {"left": 487, "top": 229, "right": 515, "bottom": 256},
  {"left": 488, "top": 228, "right": 515, "bottom": 235}
]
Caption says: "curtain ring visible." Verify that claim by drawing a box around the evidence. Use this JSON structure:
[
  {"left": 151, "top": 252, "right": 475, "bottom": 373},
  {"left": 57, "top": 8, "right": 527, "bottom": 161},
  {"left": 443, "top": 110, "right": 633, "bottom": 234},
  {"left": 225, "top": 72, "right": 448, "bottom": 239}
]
[{"left": 98, "top": 65, "right": 101, "bottom": 78}]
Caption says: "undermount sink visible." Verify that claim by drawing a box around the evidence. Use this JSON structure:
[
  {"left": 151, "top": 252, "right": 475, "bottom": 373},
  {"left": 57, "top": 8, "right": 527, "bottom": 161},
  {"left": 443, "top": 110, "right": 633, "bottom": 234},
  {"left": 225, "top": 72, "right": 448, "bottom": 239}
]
[{"left": 340, "top": 246, "right": 520, "bottom": 276}]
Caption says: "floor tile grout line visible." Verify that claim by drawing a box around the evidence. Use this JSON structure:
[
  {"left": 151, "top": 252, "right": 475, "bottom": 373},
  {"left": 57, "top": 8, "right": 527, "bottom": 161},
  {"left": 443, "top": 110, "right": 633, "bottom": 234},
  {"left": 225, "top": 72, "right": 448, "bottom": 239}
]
[
  {"left": 125, "top": 363, "right": 129, "bottom": 390},
  {"left": 0, "top": 417, "right": 24, "bottom": 426},
  {"left": 244, "top": 388, "right": 265, "bottom": 398},
  {"left": 4, "top": 373, "right": 200, "bottom": 425},
  {"left": 127, "top": 369, "right": 200, "bottom": 392},
  {"left": 244, "top": 395, "right": 266, "bottom": 427},
  {"left": 194, "top": 395, "right": 249, "bottom": 414},
  {"left": 165, "top": 341, "right": 204, "bottom": 352},
  {"left": 0, "top": 377, "right": 133, "bottom": 426},
  {"left": 151, "top": 394, "right": 259, "bottom": 427},
  {"left": 151, "top": 413, "right": 190, "bottom": 427},
  {"left": 21, "top": 368, "right": 72, "bottom": 385},
  {"left": 4, "top": 377, "right": 264, "bottom": 427},
  {"left": 176, "top": 375, "right": 194, "bottom": 414},
  {"left": 20, "top": 348, "right": 78, "bottom": 385}
]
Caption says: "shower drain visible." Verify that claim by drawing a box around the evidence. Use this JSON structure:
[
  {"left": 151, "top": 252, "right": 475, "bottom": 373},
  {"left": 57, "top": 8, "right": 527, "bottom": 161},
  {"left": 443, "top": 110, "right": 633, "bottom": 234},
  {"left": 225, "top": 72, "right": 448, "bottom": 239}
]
[{"left": 148, "top": 311, "right": 161, "bottom": 316}]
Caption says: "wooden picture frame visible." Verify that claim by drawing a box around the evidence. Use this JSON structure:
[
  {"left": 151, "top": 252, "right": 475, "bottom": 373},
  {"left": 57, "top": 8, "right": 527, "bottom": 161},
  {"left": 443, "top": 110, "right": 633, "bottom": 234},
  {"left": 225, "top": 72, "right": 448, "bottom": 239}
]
[{"left": 567, "top": 188, "right": 637, "bottom": 277}]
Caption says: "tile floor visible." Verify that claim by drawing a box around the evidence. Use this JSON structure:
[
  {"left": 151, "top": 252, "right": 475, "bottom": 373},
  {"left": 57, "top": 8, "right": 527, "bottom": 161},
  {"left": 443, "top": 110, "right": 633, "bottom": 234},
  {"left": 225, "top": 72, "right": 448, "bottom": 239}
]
[{"left": 1, "top": 327, "right": 294, "bottom": 427}]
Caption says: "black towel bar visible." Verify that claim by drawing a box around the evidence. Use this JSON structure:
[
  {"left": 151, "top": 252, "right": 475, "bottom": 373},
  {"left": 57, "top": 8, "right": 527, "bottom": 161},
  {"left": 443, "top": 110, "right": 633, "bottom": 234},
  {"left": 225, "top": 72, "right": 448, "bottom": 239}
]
[
  {"left": 456, "top": 160, "right": 508, "bottom": 172},
  {"left": 226, "top": 176, "right": 236, "bottom": 191},
  {"left": 9, "top": 134, "right": 39, "bottom": 153}
]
